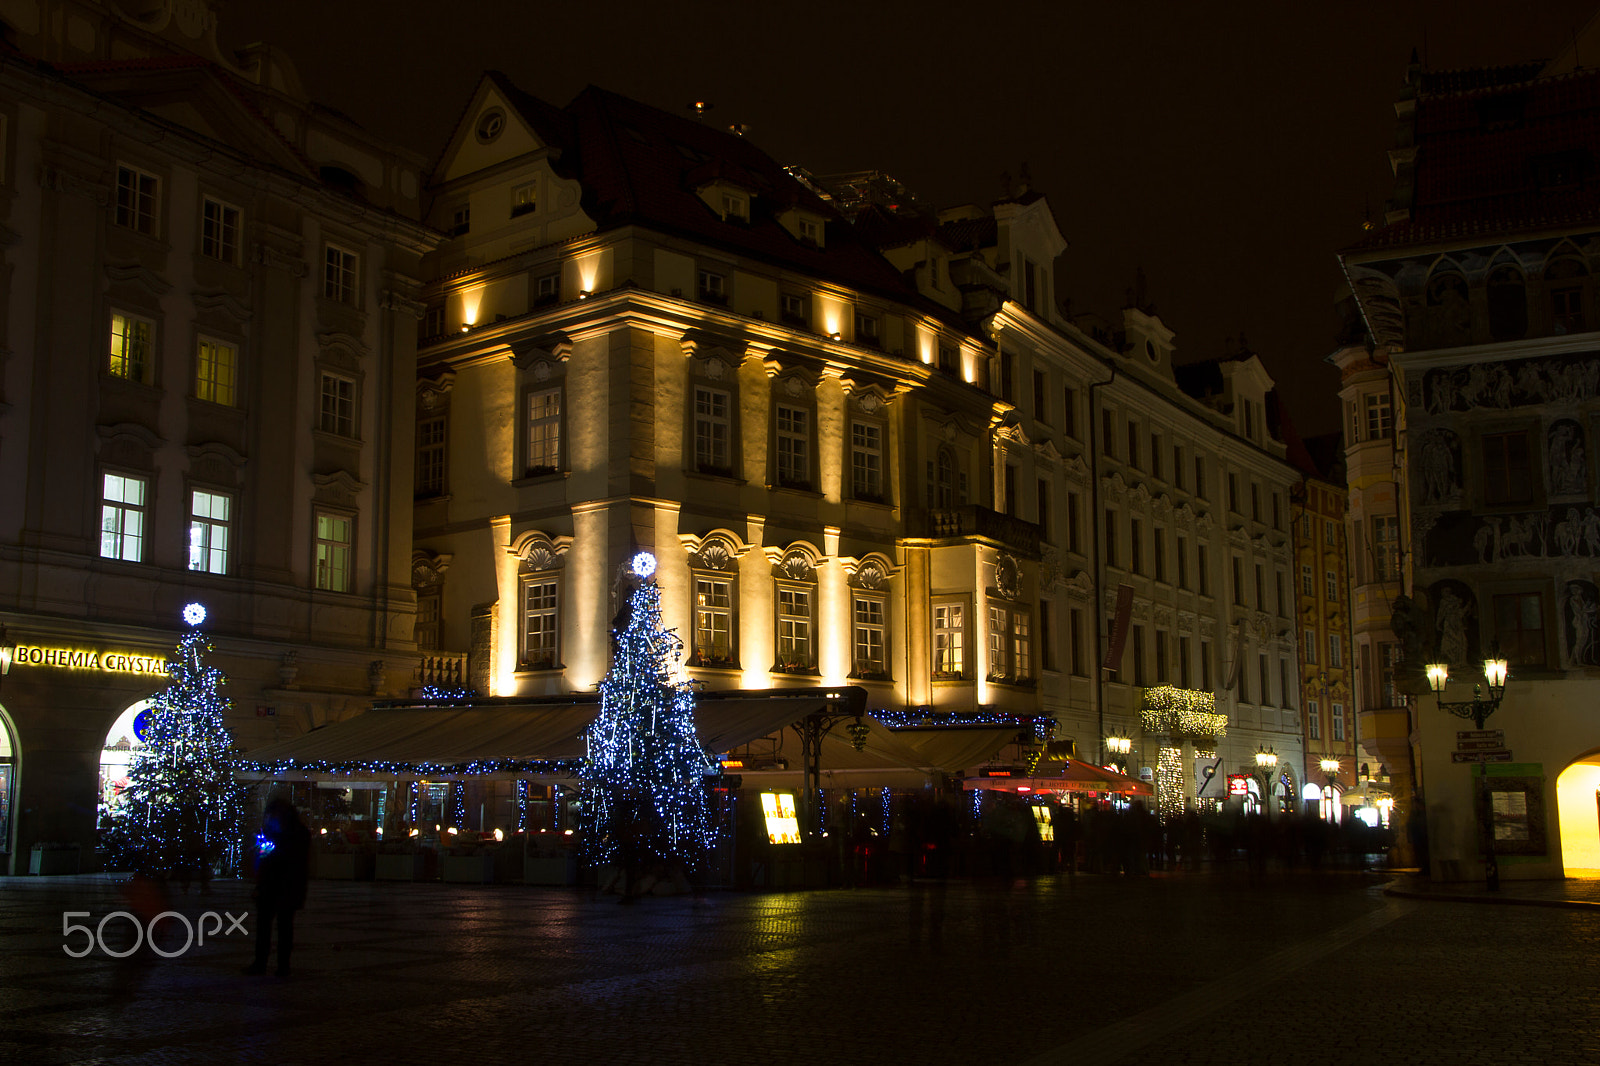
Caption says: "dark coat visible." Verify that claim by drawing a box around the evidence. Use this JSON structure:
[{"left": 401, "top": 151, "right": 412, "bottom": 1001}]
[{"left": 257, "top": 807, "right": 311, "bottom": 910}]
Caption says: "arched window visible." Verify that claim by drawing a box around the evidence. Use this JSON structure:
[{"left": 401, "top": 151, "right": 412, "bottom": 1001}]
[
  {"left": 0, "top": 710, "right": 15, "bottom": 861},
  {"left": 1486, "top": 263, "right": 1527, "bottom": 340},
  {"left": 1425, "top": 267, "right": 1471, "bottom": 345},
  {"left": 1547, "top": 256, "right": 1588, "bottom": 334}
]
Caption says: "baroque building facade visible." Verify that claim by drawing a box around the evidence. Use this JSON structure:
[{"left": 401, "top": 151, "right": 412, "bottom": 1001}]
[
  {"left": 0, "top": 0, "right": 436, "bottom": 872},
  {"left": 1339, "top": 38, "right": 1600, "bottom": 879}
]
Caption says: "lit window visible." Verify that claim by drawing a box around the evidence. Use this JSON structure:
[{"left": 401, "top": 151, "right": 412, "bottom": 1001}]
[
  {"left": 853, "top": 596, "right": 887, "bottom": 678},
  {"left": 188, "top": 489, "right": 231, "bottom": 575},
  {"left": 526, "top": 388, "right": 561, "bottom": 475},
  {"left": 522, "top": 579, "right": 559, "bottom": 669},
  {"left": 314, "top": 512, "right": 352, "bottom": 592},
  {"left": 698, "top": 270, "right": 727, "bottom": 304},
  {"left": 323, "top": 243, "right": 359, "bottom": 304},
  {"left": 201, "top": 197, "right": 239, "bottom": 263},
  {"left": 694, "top": 386, "right": 731, "bottom": 474},
  {"left": 319, "top": 373, "right": 356, "bottom": 437},
  {"left": 694, "top": 577, "right": 735, "bottom": 666},
  {"left": 100, "top": 473, "right": 147, "bottom": 562},
  {"left": 933, "top": 603, "right": 965, "bottom": 678},
  {"left": 109, "top": 312, "right": 153, "bottom": 382},
  {"left": 196, "top": 339, "right": 236, "bottom": 405},
  {"left": 511, "top": 183, "right": 537, "bottom": 218},
  {"left": 417, "top": 415, "right": 446, "bottom": 496},
  {"left": 776, "top": 587, "right": 812, "bottom": 671},
  {"left": 115, "top": 164, "right": 159, "bottom": 235},
  {"left": 776, "top": 405, "right": 809, "bottom": 488},
  {"left": 851, "top": 421, "right": 883, "bottom": 500}
]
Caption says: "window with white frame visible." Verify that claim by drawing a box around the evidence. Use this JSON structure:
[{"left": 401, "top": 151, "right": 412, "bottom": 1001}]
[
  {"left": 1364, "top": 392, "right": 1393, "bottom": 440},
  {"left": 319, "top": 373, "right": 356, "bottom": 437},
  {"left": 536, "top": 272, "right": 560, "bottom": 303},
  {"left": 1307, "top": 699, "right": 1321, "bottom": 740},
  {"left": 115, "top": 163, "right": 159, "bottom": 235},
  {"left": 1329, "top": 633, "right": 1343, "bottom": 668},
  {"left": 201, "top": 197, "right": 240, "bottom": 263},
  {"left": 720, "top": 192, "right": 748, "bottom": 221},
  {"left": 323, "top": 243, "right": 359, "bottom": 304},
  {"left": 526, "top": 387, "right": 561, "bottom": 475},
  {"left": 417, "top": 415, "right": 447, "bottom": 496},
  {"left": 776, "top": 586, "right": 814, "bottom": 672},
  {"left": 693, "top": 386, "right": 732, "bottom": 474},
  {"left": 521, "top": 578, "right": 560, "bottom": 669},
  {"left": 100, "top": 472, "right": 148, "bottom": 562},
  {"left": 697, "top": 270, "right": 726, "bottom": 304},
  {"left": 314, "top": 512, "right": 353, "bottom": 592},
  {"left": 511, "top": 182, "right": 537, "bottom": 217},
  {"left": 853, "top": 595, "right": 887, "bottom": 678},
  {"left": 781, "top": 292, "right": 808, "bottom": 326},
  {"left": 987, "top": 604, "right": 1031, "bottom": 682},
  {"left": 1325, "top": 520, "right": 1337, "bottom": 547},
  {"left": 1332, "top": 703, "right": 1346, "bottom": 741},
  {"left": 1302, "top": 564, "right": 1314, "bottom": 598},
  {"left": 1304, "top": 629, "right": 1317, "bottom": 664},
  {"left": 854, "top": 311, "right": 880, "bottom": 347},
  {"left": 109, "top": 311, "right": 154, "bottom": 383},
  {"left": 187, "top": 489, "right": 231, "bottom": 574},
  {"left": 851, "top": 420, "right": 883, "bottom": 500},
  {"left": 196, "top": 338, "right": 236, "bottom": 406},
  {"left": 776, "top": 405, "right": 810, "bottom": 489},
  {"left": 1326, "top": 569, "right": 1339, "bottom": 601},
  {"left": 693, "top": 576, "right": 735, "bottom": 666},
  {"left": 933, "top": 602, "right": 965, "bottom": 678},
  {"left": 1373, "top": 515, "right": 1401, "bottom": 582},
  {"left": 798, "top": 217, "right": 820, "bottom": 243}
]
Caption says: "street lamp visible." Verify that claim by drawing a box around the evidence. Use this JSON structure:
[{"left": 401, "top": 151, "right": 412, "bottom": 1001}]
[
  {"left": 1106, "top": 732, "right": 1132, "bottom": 774},
  {"left": 1319, "top": 756, "right": 1340, "bottom": 823},
  {"left": 1253, "top": 745, "right": 1278, "bottom": 816},
  {"left": 1425, "top": 658, "right": 1509, "bottom": 891}
]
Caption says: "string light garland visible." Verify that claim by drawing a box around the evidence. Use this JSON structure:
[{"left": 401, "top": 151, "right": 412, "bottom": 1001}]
[
  {"left": 1156, "top": 746, "right": 1185, "bottom": 821},
  {"left": 577, "top": 558, "right": 715, "bottom": 869},
  {"left": 874, "top": 709, "right": 1044, "bottom": 731},
  {"left": 1141, "top": 685, "right": 1227, "bottom": 740},
  {"left": 104, "top": 608, "right": 248, "bottom": 880}
]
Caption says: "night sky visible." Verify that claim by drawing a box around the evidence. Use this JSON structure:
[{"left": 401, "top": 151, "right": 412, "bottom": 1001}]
[{"left": 222, "top": 1, "right": 1598, "bottom": 437}]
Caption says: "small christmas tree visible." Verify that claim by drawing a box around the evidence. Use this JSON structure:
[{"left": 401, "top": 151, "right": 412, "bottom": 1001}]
[
  {"left": 107, "top": 604, "right": 248, "bottom": 884},
  {"left": 579, "top": 554, "right": 714, "bottom": 886}
]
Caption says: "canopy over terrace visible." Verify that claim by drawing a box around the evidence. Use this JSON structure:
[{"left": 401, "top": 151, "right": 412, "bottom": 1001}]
[{"left": 962, "top": 759, "right": 1154, "bottom": 798}]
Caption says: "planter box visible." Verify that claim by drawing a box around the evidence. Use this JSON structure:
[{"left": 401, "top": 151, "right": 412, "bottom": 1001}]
[
  {"left": 524, "top": 854, "right": 578, "bottom": 886},
  {"left": 30, "top": 846, "right": 80, "bottom": 875},
  {"left": 375, "top": 853, "right": 427, "bottom": 881},
  {"left": 441, "top": 852, "right": 495, "bottom": 884},
  {"left": 316, "top": 852, "right": 375, "bottom": 881}
]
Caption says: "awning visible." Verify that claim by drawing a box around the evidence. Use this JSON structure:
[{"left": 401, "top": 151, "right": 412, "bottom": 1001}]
[
  {"left": 897, "top": 728, "right": 1023, "bottom": 773},
  {"left": 1340, "top": 780, "right": 1394, "bottom": 807},
  {"left": 962, "top": 759, "right": 1154, "bottom": 797}
]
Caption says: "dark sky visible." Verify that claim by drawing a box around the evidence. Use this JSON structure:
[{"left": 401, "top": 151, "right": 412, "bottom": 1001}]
[{"left": 222, "top": 0, "right": 1598, "bottom": 437}]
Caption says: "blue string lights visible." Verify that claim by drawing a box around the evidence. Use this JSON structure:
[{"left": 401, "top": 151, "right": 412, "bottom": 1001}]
[{"left": 578, "top": 554, "right": 715, "bottom": 868}]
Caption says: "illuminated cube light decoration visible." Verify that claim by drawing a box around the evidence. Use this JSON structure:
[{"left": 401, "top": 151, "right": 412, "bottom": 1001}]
[
  {"left": 760, "top": 792, "right": 802, "bottom": 845},
  {"left": 1140, "top": 685, "right": 1228, "bottom": 740}
]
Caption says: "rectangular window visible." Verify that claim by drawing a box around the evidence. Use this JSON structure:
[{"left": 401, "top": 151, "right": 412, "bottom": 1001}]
[
  {"left": 1039, "top": 599, "right": 1055, "bottom": 671},
  {"left": 100, "top": 472, "right": 148, "bottom": 562},
  {"left": 319, "top": 373, "right": 356, "bottom": 437},
  {"left": 1482, "top": 431, "right": 1534, "bottom": 507},
  {"left": 694, "top": 387, "right": 732, "bottom": 474},
  {"left": 1364, "top": 392, "right": 1393, "bottom": 440},
  {"left": 1254, "top": 563, "right": 1266, "bottom": 610},
  {"left": 853, "top": 596, "right": 887, "bottom": 678},
  {"left": 1201, "top": 640, "right": 1213, "bottom": 691},
  {"left": 1179, "top": 636, "right": 1192, "bottom": 688},
  {"left": 1127, "top": 421, "right": 1140, "bottom": 468},
  {"left": 1032, "top": 370, "right": 1047, "bottom": 422},
  {"left": 1105, "top": 511, "right": 1118, "bottom": 569},
  {"left": 1067, "top": 493, "right": 1082, "bottom": 554},
  {"left": 1103, "top": 410, "right": 1116, "bottom": 458},
  {"left": 314, "top": 512, "right": 352, "bottom": 592},
  {"left": 777, "top": 587, "right": 813, "bottom": 671},
  {"left": 1131, "top": 519, "right": 1144, "bottom": 575},
  {"left": 1259, "top": 654, "right": 1272, "bottom": 706},
  {"left": 1197, "top": 544, "right": 1209, "bottom": 596},
  {"left": 1012, "top": 609, "right": 1032, "bottom": 680},
  {"left": 201, "top": 197, "right": 240, "bottom": 263},
  {"left": 782, "top": 292, "right": 809, "bottom": 327},
  {"left": 799, "top": 217, "right": 820, "bottom": 243},
  {"left": 1251, "top": 483, "right": 1262, "bottom": 523},
  {"left": 1131, "top": 625, "right": 1146, "bottom": 686},
  {"left": 1063, "top": 386, "right": 1077, "bottom": 438},
  {"left": 1176, "top": 534, "right": 1188, "bottom": 589},
  {"left": 1329, "top": 633, "right": 1343, "bottom": 668},
  {"left": 1004, "top": 464, "right": 1019, "bottom": 516},
  {"left": 775, "top": 405, "right": 811, "bottom": 489},
  {"left": 1070, "top": 608, "right": 1087, "bottom": 678},
  {"left": 1325, "top": 520, "right": 1337, "bottom": 547},
  {"left": 522, "top": 579, "right": 559, "bottom": 668},
  {"left": 938, "top": 343, "right": 959, "bottom": 374},
  {"left": 417, "top": 415, "right": 446, "bottom": 496},
  {"left": 854, "top": 311, "right": 880, "bottom": 347},
  {"left": 1308, "top": 699, "right": 1321, "bottom": 740},
  {"left": 999, "top": 351, "right": 1015, "bottom": 401},
  {"left": 1193, "top": 456, "right": 1206, "bottom": 500},
  {"left": 851, "top": 421, "right": 883, "bottom": 500},
  {"left": 187, "top": 489, "right": 231, "bottom": 575},
  {"left": 1150, "top": 435, "right": 1162, "bottom": 479},
  {"left": 1229, "top": 473, "right": 1241, "bottom": 513},
  {"left": 115, "top": 163, "right": 159, "bottom": 235},
  {"left": 1304, "top": 629, "right": 1318, "bottom": 664},
  {"left": 196, "top": 338, "right": 236, "bottom": 406},
  {"left": 527, "top": 387, "right": 561, "bottom": 475},
  {"left": 1272, "top": 492, "right": 1283, "bottom": 530},
  {"left": 511, "top": 182, "right": 537, "bottom": 217},
  {"left": 1173, "top": 445, "right": 1184, "bottom": 490},
  {"left": 698, "top": 270, "right": 727, "bottom": 304},
  {"left": 1280, "top": 658, "right": 1294, "bottom": 709},
  {"left": 1232, "top": 557, "right": 1244, "bottom": 606},
  {"left": 1155, "top": 629, "right": 1169, "bottom": 684},
  {"left": 1154, "top": 526, "right": 1167, "bottom": 583},
  {"left": 694, "top": 578, "right": 735, "bottom": 666},
  {"left": 109, "top": 311, "right": 153, "bottom": 382},
  {"left": 1331, "top": 703, "right": 1346, "bottom": 741},
  {"left": 721, "top": 192, "right": 748, "bottom": 221},
  {"left": 323, "top": 243, "right": 359, "bottom": 304},
  {"left": 1373, "top": 515, "right": 1401, "bottom": 581},
  {"left": 933, "top": 603, "right": 965, "bottom": 678},
  {"left": 1302, "top": 564, "right": 1314, "bottom": 598},
  {"left": 450, "top": 204, "right": 470, "bottom": 237},
  {"left": 1326, "top": 569, "right": 1339, "bottom": 602},
  {"left": 1037, "top": 478, "right": 1051, "bottom": 543},
  {"left": 1275, "top": 570, "right": 1286, "bottom": 616},
  {"left": 536, "top": 272, "right": 560, "bottom": 303},
  {"left": 1494, "top": 592, "right": 1546, "bottom": 667},
  {"left": 1553, "top": 285, "right": 1585, "bottom": 333},
  {"left": 1380, "top": 641, "right": 1402, "bottom": 706}
]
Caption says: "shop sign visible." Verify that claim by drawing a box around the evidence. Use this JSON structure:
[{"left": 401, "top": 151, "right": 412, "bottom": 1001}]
[
  {"left": 1226, "top": 773, "right": 1251, "bottom": 797},
  {"left": 1, "top": 644, "right": 168, "bottom": 677}
]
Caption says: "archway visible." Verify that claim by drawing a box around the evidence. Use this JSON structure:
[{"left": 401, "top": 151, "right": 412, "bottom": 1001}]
[
  {"left": 98, "top": 700, "right": 152, "bottom": 830},
  {"left": 1556, "top": 751, "right": 1600, "bottom": 877},
  {"left": 0, "top": 706, "right": 16, "bottom": 861}
]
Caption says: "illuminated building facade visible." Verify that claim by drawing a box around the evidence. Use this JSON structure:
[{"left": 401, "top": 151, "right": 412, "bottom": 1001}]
[
  {"left": 0, "top": 0, "right": 436, "bottom": 871},
  {"left": 1339, "top": 35, "right": 1600, "bottom": 878}
]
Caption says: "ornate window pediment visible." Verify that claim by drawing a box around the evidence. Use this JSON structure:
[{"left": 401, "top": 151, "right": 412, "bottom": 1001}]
[
  {"left": 681, "top": 529, "right": 748, "bottom": 571},
  {"left": 509, "top": 332, "right": 572, "bottom": 376},
  {"left": 508, "top": 530, "right": 572, "bottom": 573}
]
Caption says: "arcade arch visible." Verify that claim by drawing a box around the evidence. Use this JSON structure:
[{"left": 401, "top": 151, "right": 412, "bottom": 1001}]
[{"left": 1556, "top": 751, "right": 1600, "bottom": 877}]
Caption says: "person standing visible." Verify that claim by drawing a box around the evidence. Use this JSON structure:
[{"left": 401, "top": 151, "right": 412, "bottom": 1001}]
[{"left": 245, "top": 797, "right": 310, "bottom": 977}]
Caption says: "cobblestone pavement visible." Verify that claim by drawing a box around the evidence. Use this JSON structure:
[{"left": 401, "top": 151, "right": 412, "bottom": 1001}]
[{"left": 1, "top": 871, "right": 1596, "bottom": 1066}]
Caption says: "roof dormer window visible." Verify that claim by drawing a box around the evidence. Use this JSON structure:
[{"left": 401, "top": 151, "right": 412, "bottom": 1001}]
[{"left": 721, "top": 192, "right": 749, "bottom": 222}]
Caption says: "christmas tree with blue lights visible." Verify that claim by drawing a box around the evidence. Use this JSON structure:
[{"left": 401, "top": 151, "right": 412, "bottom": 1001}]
[
  {"left": 579, "top": 554, "right": 714, "bottom": 887},
  {"left": 107, "top": 604, "right": 248, "bottom": 885}
]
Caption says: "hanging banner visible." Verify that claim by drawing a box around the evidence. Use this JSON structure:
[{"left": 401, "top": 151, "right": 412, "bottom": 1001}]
[
  {"left": 1222, "top": 621, "right": 1244, "bottom": 692},
  {"left": 1102, "top": 584, "right": 1135, "bottom": 673}
]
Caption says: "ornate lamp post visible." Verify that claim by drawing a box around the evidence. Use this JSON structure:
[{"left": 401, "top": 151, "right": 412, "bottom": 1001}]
[
  {"left": 1253, "top": 745, "right": 1278, "bottom": 816},
  {"left": 1318, "top": 757, "right": 1340, "bottom": 823},
  {"left": 1105, "top": 732, "right": 1132, "bottom": 775},
  {"left": 1425, "top": 658, "right": 1509, "bottom": 890}
]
